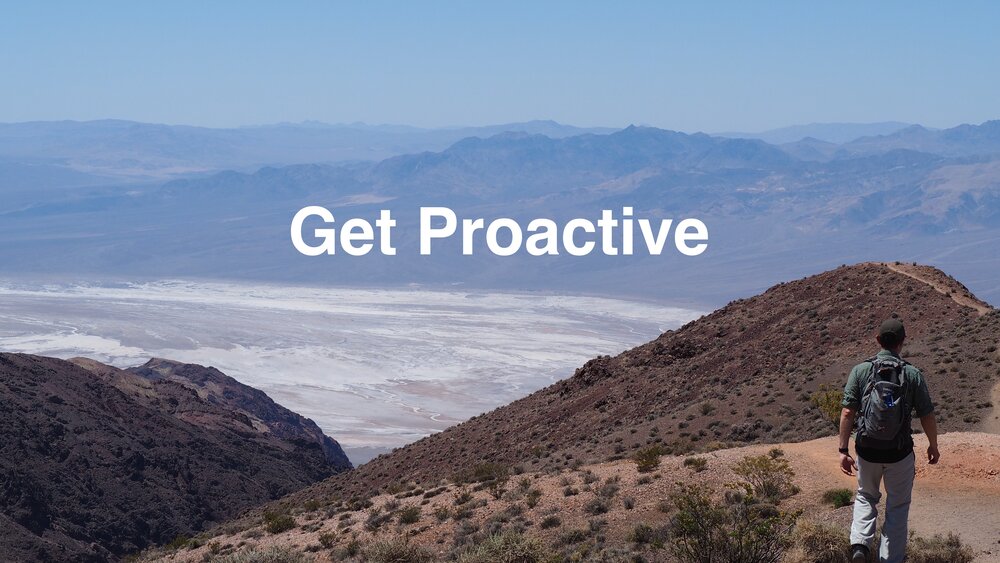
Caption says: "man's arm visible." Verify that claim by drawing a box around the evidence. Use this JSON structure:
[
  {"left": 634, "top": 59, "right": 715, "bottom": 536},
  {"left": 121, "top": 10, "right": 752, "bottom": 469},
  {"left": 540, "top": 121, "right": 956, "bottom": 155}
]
[
  {"left": 839, "top": 407, "right": 858, "bottom": 475},
  {"left": 920, "top": 413, "right": 940, "bottom": 464}
]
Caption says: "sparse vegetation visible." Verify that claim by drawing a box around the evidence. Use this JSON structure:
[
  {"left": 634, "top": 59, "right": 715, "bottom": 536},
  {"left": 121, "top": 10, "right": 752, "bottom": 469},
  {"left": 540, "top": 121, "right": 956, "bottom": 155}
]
[
  {"left": 361, "top": 535, "right": 434, "bottom": 563},
  {"left": 263, "top": 511, "right": 296, "bottom": 534},
  {"left": 633, "top": 445, "right": 664, "bottom": 473},
  {"left": 683, "top": 456, "right": 708, "bottom": 472},
  {"left": 908, "top": 532, "right": 975, "bottom": 563},
  {"left": 668, "top": 483, "right": 798, "bottom": 563},
  {"left": 810, "top": 385, "right": 845, "bottom": 428},
  {"left": 456, "top": 531, "right": 553, "bottom": 563},
  {"left": 210, "top": 545, "right": 313, "bottom": 563},
  {"left": 525, "top": 488, "right": 542, "bottom": 508},
  {"left": 821, "top": 488, "right": 854, "bottom": 508},
  {"left": 732, "top": 454, "right": 797, "bottom": 502},
  {"left": 397, "top": 505, "right": 421, "bottom": 525},
  {"left": 785, "top": 519, "right": 850, "bottom": 563}
]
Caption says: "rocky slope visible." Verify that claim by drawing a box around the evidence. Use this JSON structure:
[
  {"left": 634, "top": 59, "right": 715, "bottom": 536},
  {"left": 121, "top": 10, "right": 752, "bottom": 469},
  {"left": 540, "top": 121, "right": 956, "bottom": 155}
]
[
  {"left": 140, "top": 261, "right": 1000, "bottom": 562},
  {"left": 125, "top": 358, "right": 351, "bottom": 471},
  {"left": 260, "top": 262, "right": 997, "bottom": 507},
  {"left": 0, "top": 355, "right": 349, "bottom": 561}
]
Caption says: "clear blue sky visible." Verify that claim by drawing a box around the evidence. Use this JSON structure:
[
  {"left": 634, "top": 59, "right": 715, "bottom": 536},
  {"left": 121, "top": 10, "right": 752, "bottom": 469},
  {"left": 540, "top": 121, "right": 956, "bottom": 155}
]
[{"left": 2, "top": 1, "right": 997, "bottom": 132}]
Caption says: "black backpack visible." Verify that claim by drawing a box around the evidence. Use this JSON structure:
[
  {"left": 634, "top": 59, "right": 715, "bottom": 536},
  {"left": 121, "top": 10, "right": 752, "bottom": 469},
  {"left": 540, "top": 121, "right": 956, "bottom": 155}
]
[{"left": 855, "top": 356, "right": 911, "bottom": 449}]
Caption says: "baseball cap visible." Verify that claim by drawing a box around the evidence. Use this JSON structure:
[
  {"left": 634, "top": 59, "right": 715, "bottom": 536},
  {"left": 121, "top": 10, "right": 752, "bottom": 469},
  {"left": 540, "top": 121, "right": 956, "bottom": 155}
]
[{"left": 879, "top": 318, "right": 906, "bottom": 342}]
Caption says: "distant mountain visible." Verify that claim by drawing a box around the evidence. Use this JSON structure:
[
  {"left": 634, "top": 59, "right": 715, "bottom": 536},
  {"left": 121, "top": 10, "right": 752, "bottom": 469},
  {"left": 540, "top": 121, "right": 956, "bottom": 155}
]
[
  {"left": 3, "top": 122, "right": 1000, "bottom": 304},
  {"left": 716, "top": 121, "right": 914, "bottom": 144},
  {"left": 0, "top": 119, "right": 615, "bottom": 182},
  {"left": 0, "top": 355, "right": 349, "bottom": 561},
  {"left": 842, "top": 120, "right": 1000, "bottom": 158}
]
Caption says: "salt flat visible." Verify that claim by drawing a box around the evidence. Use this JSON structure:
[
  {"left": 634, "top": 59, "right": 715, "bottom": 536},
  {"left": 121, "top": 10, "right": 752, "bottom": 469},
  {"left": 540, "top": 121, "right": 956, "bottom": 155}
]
[{"left": 0, "top": 280, "right": 701, "bottom": 461}]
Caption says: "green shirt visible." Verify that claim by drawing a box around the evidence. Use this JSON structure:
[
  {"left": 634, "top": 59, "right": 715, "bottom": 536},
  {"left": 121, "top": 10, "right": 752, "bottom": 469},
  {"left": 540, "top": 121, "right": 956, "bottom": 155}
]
[{"left": 842, "top": 349, "right": 934, "bottom": 463}]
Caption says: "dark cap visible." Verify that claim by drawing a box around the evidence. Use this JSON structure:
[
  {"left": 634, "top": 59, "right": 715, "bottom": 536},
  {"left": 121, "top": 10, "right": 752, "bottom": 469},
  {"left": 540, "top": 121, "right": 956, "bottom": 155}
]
[{"left": 878, "top": 318, "right": 906, "bottom": 342}]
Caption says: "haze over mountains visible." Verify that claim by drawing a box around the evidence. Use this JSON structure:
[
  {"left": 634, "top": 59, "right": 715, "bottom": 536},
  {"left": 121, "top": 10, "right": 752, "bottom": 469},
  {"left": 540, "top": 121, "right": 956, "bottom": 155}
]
[{"left": 2, "top": 118, "right": 1000, "bottom": 305}]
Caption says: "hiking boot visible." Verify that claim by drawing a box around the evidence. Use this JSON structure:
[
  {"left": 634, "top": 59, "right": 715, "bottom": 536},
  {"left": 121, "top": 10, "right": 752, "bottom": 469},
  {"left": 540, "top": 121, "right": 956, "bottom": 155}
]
[{"left": 850, "top": 544, "right": 869, "bottom": 563}]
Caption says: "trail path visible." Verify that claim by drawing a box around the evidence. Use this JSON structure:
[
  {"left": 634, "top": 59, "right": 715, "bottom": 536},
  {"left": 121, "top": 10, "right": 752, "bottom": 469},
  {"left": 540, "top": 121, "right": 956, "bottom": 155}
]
[
  {"left": 783, "top": 433, "right": 1000, "bottom": 560},
  {"left": 880, "top": 262, "right": 993, "bottom": 316}
]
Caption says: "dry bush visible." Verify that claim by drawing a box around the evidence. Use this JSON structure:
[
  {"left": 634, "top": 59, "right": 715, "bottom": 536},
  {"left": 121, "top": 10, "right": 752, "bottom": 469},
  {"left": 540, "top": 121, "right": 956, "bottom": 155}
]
[
  {"left": 908, "top": 532, "right": 975, "bottom": 563},
  {"left": 668, "top": 483, "right": 798, "bottom": 563},
  {"left": 732, "top": 454, "right": 797, "bottom": 502},
  {"left": 810, "top": 385, "right": 844, "bottom": 428},
  {"left": 362, "top": 535, "right": 434, "bottom": 563},
  {"left": 784, "top": 519, "right": 849, "bottom": 563}
]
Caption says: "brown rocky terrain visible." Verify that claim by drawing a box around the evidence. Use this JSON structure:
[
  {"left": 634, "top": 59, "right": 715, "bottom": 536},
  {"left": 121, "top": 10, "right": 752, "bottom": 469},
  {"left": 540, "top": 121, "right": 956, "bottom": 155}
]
[
  {"left": 125, "top": 358, "right": 351, "bottom": 471},
  {"left": 255, "top": 262, "right": 998, "bottom": 505},
  {"left": 144, "top": 432, "right": 1000, "bottom": 562},
  {"left": 0, "top": 355, "right": 350, "bottom": 561},
  {"left": 142, "top": 261, "right": 1000, "bottom": 561}
]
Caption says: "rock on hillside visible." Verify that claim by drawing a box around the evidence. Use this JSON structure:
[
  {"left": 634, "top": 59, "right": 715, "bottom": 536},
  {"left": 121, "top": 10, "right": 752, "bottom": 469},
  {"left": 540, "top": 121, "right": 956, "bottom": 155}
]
[
  {"left": 268, "top": 262, "right": 998, "bottom": 506},
  {"left": 126, "top": 358, "right": 351, "bottom": 471},
  {"left": 0, "top": 355, "right": 347, "bottom": 561}
]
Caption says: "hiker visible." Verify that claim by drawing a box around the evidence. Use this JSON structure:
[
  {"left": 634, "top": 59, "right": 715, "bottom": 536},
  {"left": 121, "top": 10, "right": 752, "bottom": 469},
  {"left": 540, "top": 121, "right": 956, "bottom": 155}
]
[{"left": 838, "top": 318, "right": 939, "bottom": 563}]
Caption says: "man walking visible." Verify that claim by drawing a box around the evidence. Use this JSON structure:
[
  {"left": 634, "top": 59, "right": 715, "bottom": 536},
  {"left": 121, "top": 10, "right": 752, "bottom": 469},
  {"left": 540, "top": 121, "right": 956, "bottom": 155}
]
[{"left": 838, "top": 318, "right": 939, "bottom": 563}]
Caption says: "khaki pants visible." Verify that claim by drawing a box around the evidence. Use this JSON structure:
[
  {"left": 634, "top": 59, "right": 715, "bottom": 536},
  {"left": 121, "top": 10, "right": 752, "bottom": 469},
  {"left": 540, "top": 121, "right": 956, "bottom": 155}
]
[{"left": 850, "top": 451, "right": 915, "bottom": 563}]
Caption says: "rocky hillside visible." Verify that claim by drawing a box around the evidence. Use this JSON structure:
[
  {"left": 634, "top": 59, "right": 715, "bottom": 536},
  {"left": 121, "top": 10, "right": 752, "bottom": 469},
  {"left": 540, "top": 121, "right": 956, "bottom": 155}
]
[
  {"left": 0, "top": 355, "right": 349, "bottom": 561},
  {"left": 126, "top": 358, "right": 351, "bottom": 471},
  {"left": 266, "top": 262, "right": 997, "bottom": 506},
  {"left": 138, "top": 261, "right": 1000, "bottom": 563}
]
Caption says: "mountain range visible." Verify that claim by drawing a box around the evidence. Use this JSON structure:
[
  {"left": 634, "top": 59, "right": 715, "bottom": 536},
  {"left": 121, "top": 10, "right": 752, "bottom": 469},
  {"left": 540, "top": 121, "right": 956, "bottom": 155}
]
[{"left": 2, "top": 119, "right": 1000, "bottom": 305}]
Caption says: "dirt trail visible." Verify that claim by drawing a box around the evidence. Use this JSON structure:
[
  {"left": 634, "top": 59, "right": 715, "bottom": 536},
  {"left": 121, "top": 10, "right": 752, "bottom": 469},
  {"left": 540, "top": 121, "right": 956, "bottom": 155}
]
[
  {"left": 880, "top": 262, "right": 993, "bottom": 316},
  {"left": 784, "top": 432, "right": 1000, "bottom": 560}
]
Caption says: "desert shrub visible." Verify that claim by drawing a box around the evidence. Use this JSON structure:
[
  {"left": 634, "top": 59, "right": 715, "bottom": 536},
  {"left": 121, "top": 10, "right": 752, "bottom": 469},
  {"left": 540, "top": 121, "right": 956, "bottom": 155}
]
[
  {"left": 397, "top": 505, "right": 421, "bottom": 524},
  {"left": 628, "top": 522, "right": 670, "bottom": 546},
  {"left": 263, "top": 512, "right": 296, "bottom": 534},
  {"left": 456, "top": 530, "right": 552, "bottom": 563},
  {"left": 525, "top": 488, "right": 542, "bottom": 508},
  {"left": 164, "top": 535, "right": 191, "bottom": 551},
  {"left": 821, "top": 488, "right": 854, "bottom": 508},
  {"left": 584, "top": 497, "right": 609, "bottom": 515},
  {"left": 365, "top": 508, "right": 393, "bottom": 532},
  {"left": 453, "top": 488, "right": 474, "bottom": 506},
  {"left": 453, "top": 462, "right": 509, "bottom": 485},
  {"left": 633, "top": 446, "right": 665, "bottom": 473},
  {"left": 361, "top": 535, "right": 434, "bottom": 563},
  {"left": 558, "top": 528, "right": 589, "bottom": 545},
  {"left": 343, "top": 539, "right": 361, "bottom": 558},
  {"left": 732, "top": 454, "right": 797, "bottom": 502},
  {"left": 434, "top": 506, "right": 450, "bottom": 522},
  {"left": 908, "top": 532, "right": 975, "bottom": 563},
  {"left": 810, "top": 385, "right": 844, "bottom": 428},
  {"left": 318, "top": 531, "right": 338, "bottom": 549},
  {"left": 596, "top": 481, "right": 619, "bottom": 499},
  {"left": 785, "top": 519, "right": 849, "bottom": 563},
  {"left": 668, "top": 483, "right": 798, "bottom": 563},
  {"left": 211, "top": 546, "right": 314, "bottom": 563},
  {"left": 683, "top": 456, "right": 708, "bottom": 472},
  {"left": 623, "top": 496, "right": 635, "bottom": 510},
  {"left": 540, "top": 515, "right": 561, "bottom": 529}
]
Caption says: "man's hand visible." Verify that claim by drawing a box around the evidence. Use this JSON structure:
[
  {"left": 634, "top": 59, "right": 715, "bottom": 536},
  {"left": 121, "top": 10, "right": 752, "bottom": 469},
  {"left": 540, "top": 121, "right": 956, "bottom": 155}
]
[
  {"left": 840, "top": 453, "right": 858, "bottom": 476},
  {"left": 927, "top": 445, "right": 940, "bottom": 464}
]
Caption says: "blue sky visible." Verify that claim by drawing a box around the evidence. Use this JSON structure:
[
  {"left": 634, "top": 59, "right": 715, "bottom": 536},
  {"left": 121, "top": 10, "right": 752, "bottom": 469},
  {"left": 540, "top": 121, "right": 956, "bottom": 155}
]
[{"left": 2, "top": 1, "right": 998, "bottom": 131}]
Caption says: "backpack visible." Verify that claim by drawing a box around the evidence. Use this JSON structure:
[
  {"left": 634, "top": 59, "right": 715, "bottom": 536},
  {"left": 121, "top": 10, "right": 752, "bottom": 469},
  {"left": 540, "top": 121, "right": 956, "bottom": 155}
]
[{"left": 855, "top": 356, "right": 911, "bottom": 449}]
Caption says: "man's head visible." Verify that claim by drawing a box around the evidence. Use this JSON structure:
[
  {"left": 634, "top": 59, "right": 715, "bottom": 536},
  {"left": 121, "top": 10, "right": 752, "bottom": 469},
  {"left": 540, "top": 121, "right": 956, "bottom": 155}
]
[{"left": 876, "top": 318, "right": 906, "bottom": 351}]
